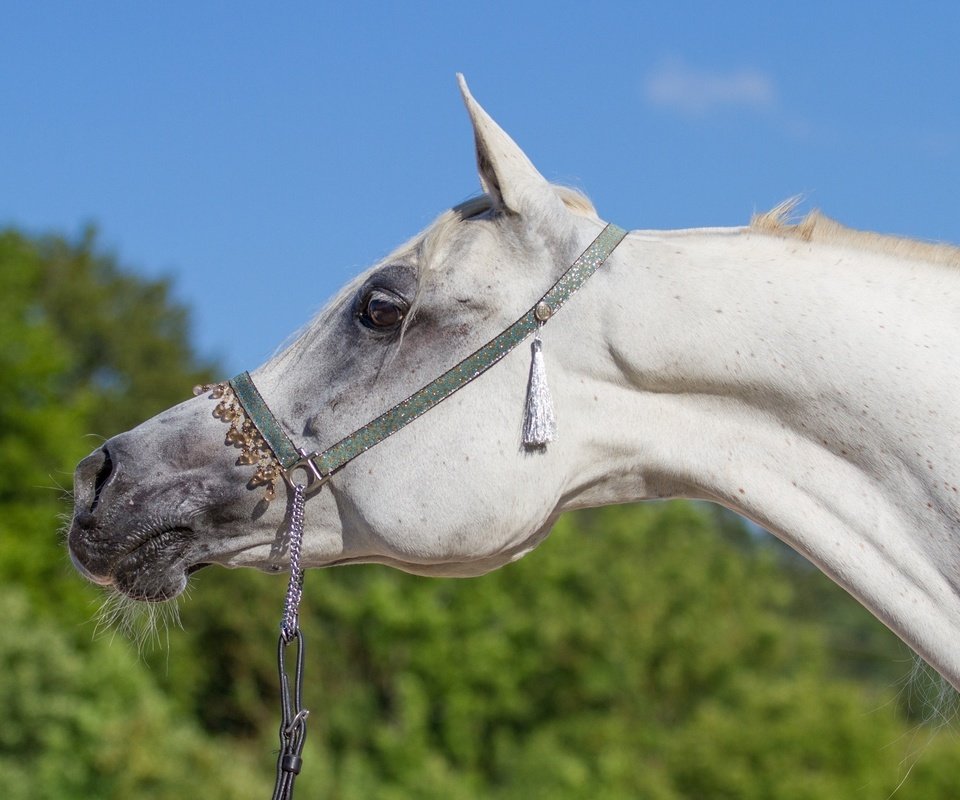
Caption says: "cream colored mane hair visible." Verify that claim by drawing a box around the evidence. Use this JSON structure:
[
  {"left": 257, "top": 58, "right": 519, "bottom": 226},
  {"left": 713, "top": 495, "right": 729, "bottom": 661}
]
[{"left": 752, "top": 199, "right": 960, "bottom": 268}]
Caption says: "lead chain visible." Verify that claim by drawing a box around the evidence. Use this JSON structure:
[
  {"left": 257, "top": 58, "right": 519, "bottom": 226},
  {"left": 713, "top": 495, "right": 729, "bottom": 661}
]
[
  {"left": 273, "top": 481, "right": 310, "bottom": 799},
  {"left": 281, "top": 483, "right": 306, "bottom": 642}
]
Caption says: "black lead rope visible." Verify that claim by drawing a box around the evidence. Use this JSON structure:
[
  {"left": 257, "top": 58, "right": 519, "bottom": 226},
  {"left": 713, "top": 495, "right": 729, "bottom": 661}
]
[
  {"left": 272, "top": 483, "right": 309, "bottom": 800},
  {"left": 272, "top": 627, "right": 309, "bottom": 799}
]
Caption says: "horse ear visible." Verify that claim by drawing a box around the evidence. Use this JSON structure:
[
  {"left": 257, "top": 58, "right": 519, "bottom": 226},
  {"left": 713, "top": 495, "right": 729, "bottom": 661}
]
[{"left": 457, "top": 74, "right": 559, "bottom": 216}]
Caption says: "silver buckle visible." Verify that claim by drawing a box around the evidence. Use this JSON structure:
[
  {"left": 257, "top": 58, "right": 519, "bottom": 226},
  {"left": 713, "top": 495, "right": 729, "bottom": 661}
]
[{"left": 282, "top": 450, "right": 330, "bottom": 496}]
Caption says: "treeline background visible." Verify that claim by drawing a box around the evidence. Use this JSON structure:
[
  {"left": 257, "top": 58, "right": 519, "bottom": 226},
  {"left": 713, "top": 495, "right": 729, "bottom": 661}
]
[{"left": 2, "top": 228, "right": 959, "bottom": 799}]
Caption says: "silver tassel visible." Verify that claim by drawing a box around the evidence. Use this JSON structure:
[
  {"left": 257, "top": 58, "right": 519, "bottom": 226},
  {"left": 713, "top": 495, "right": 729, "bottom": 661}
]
[{"left": 522, "top": 328, "right": 557, "bottom": 448}]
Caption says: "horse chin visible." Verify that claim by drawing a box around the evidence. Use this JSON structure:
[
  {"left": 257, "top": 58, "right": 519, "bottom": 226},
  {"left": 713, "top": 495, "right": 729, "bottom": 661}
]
[
  {"left": 113, "top": 568, "right": 189, "bottom": 603},
  {"left": 68, "top": 521, "right": 197, "bottom": 603}
]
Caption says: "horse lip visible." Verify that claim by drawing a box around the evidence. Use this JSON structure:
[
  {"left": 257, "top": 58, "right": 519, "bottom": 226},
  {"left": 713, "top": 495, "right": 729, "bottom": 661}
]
[
  {"left": 68, "top": 548, "right": 115, "bottom": 587},
  {"left": 69, "top": 521, "right": 197, "bottom": 601},
  {"left": 112, "top": 526, "right": 194, "bottom": 575},
  {"left": 119, "top": 524, "right": 204, "bottom": 599}
]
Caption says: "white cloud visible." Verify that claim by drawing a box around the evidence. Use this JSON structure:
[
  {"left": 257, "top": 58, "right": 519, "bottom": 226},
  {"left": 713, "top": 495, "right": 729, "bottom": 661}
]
[{"left": 644, "top": 59, "right": 777, "bottom": 117}]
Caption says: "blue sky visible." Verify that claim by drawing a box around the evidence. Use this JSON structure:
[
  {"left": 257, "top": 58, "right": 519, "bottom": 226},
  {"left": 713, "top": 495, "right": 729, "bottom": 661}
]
[{"left": 3, "top": 2, "right": 958, "bottom": 375}]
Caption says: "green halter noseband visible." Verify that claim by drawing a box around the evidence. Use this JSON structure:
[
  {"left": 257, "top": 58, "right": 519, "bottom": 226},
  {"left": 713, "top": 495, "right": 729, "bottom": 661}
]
[{"left": 213, "top": 222, "right": 627, "bottom": 497}]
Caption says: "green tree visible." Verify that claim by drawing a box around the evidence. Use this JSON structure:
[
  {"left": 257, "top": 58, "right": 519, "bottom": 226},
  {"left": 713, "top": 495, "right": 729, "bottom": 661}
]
[
  {"left": 0, "top": 584, "right": 270, "bottom": 800},
  {"left": 0, "top": 229, "right": 98, "bottom": 617},
  {"left": 3, "top": 227, "right": 215, "bottom": 438},
  {"left": 0, "top": 226, "right": 256, "bottom": 799},
  {"left": 0, "top": 227, "right": 217, "bottom": 616}
]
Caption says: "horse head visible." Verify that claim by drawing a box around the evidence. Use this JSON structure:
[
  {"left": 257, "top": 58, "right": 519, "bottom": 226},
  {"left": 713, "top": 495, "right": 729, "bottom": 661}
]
[{"left": 68, "top": 77, "right": 618, "bottom": 601}]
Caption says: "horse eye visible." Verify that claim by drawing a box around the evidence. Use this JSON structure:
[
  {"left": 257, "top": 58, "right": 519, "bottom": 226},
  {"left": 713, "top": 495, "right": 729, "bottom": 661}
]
[{"left": 359, "top": 290, "right": 406, "bottom": 330}]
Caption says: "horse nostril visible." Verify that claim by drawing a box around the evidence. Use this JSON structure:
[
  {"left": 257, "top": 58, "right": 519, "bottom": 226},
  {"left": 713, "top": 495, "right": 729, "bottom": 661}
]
[
  {"left": 73, "top": 444, "right": 118, "bottom": 517},
  {"left": 75, "top": 511, "right": 97, "bottom": 530},
  {"left": 91, "top": 446, "right": 114, "bottom": 512}
]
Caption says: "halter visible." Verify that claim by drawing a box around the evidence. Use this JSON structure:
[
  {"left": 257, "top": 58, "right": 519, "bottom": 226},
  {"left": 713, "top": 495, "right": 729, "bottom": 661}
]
[{"left": 198, "top": 221, "right": 627, "bottom": 797}]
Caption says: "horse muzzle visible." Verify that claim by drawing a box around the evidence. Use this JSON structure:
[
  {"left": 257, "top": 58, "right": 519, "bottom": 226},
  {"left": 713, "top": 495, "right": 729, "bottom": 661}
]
[{"left": 68, "top": 443, "right": 196, "bottom": 602}]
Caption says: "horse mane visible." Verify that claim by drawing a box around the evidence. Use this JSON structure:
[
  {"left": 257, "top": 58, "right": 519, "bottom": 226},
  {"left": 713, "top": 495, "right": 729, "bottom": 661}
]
[
  {"left": 448, "top": 186, "right": 599, "bottom": 222},
  {"left": 751, "top": 199, "right": 960, "bottom": 268},
  {"left": 419, "top": 186, "right": 598, "bottom": 269}
]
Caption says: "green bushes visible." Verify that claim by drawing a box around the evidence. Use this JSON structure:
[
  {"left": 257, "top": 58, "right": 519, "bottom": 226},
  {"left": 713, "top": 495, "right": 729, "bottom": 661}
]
[{"left": 0, "top": 585, "right": 267, "bottom": 800}]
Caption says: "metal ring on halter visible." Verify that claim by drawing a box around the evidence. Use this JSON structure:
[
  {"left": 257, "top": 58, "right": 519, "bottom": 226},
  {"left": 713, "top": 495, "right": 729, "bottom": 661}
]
[{"left": 282, "top": 451, "right": 330, "bottom": 496}]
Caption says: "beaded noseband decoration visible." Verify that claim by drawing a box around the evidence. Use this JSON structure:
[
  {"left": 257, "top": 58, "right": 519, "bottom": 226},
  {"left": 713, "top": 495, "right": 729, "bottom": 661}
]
[
  {"left": 195, "top": 222, "right": 628, "bottom": 798},
  {"left": 197, "top": 383, "right": 286, "bottom": 502}
]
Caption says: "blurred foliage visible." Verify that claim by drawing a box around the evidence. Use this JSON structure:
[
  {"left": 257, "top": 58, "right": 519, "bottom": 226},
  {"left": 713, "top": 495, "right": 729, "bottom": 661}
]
[
  {"left": 0, "top": 227, "right": 215, "bottom": 621},
  {"left": 1, "top": 226, "right": 215, "bottom": 439},
  {"left": 2, "top": 225, "right": 960, "bottom": 798},
  {"left": 0, "top": 585, "right": 267, "bottom": 800}
]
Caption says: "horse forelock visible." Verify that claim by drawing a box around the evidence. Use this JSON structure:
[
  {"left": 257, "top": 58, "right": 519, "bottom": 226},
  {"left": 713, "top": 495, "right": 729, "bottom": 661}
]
[
  {"left": 420, "top": 186, "right": 597, "bottom": 265},
  {"left": 751, "top": 198, "right": 960, "bottom": 268},
  {"left": 273, "top": 185, "right": 598, "bottom": 370},
  {"left": 412, "top": 185, "right": 597, "bottom": 300},
  {"left": 553, "top": 185, "right": 599, "bottom": 220}
]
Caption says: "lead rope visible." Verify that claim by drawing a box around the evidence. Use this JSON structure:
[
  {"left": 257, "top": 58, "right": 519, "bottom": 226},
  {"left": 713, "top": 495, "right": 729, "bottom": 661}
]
[{"left": 272, "top": 482, "right": 309, "bottom": 800}]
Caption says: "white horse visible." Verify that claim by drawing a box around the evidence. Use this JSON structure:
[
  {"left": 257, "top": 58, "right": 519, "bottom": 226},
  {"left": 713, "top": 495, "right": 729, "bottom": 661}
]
[{"left": 69, "top": 77, "right": 960, "bottom": 691}]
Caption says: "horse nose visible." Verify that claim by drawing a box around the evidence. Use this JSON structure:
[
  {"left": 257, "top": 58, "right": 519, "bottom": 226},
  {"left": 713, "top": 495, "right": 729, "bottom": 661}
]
[
  {"left": 75, "top": 510, "right": 97, "bottom": 529},
  {"left": 73, "top": 445, "right": 117, "bottom": 517},
  {"left": 69, "top": 444, "right": 124, "bottom": 585}
]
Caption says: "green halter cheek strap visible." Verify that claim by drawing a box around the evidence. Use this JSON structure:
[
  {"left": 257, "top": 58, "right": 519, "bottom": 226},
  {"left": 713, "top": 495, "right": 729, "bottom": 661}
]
[{"left": 228, "top": 222, "right": 628, "bottom": 492}]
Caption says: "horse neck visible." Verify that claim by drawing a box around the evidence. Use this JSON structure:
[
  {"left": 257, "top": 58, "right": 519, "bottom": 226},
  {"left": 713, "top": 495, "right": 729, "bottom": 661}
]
[{"left": 566, "top": 224, "right": 960, "bottom": 687}]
